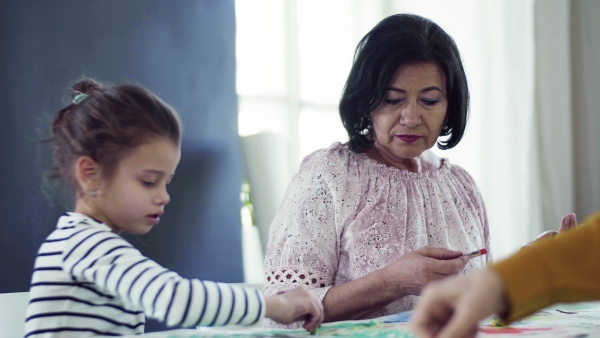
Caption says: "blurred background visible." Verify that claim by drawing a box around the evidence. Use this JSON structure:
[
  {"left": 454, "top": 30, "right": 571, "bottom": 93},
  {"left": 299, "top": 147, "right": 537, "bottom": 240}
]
[
  {"left": 0, "top": 0, "right": 598, "bottom": 333},
  {"left": 236, "top": 0, "right": 600, "bottom": 267}
]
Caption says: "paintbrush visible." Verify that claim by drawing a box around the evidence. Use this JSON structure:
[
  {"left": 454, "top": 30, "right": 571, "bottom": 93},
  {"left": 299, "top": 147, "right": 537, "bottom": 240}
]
[{"left": 463, "top": 248, "right": 487, "bottom": 259}]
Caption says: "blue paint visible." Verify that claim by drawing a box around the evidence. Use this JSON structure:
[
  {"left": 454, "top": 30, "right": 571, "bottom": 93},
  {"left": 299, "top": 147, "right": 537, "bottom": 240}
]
[{"left": 381, "top": 311, "right": 413, "bottom": 323}]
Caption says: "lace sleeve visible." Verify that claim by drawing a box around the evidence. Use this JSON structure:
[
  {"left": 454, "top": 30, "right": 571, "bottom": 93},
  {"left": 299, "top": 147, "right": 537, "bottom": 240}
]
[{"left": 263, "top": 151, "right": 341, "bottom": 328}]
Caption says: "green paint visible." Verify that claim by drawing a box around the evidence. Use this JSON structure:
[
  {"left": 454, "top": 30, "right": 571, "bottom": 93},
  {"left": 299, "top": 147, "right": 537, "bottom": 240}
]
[
  {"left": 555, "top": 303, "right": 599, "bottom": 311},
  {"left": 269, "top": 321, "right": 415, "bottom": 338},
  {"left": 319, "top": 320, "right": 378, "bottom": 330},
  {"left": 203, "top": 321, "right": 415, "bottom": 338}
]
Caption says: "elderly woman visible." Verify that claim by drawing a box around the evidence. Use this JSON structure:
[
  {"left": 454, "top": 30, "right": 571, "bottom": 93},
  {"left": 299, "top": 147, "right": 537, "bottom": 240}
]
[{"left": 262, "top": 13, "right": 570, "bottom": 328}]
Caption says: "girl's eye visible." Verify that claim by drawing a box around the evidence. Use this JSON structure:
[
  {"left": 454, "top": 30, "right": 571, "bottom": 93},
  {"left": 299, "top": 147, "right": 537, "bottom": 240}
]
[{"left": 141, "top": 181, "right": 156, "bottom": 187}]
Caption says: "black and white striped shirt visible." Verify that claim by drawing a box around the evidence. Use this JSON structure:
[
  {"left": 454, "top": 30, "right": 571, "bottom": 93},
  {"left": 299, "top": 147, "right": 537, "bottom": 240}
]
[{"left": 24, "top": 213, "right": 264, "bottom": 337}]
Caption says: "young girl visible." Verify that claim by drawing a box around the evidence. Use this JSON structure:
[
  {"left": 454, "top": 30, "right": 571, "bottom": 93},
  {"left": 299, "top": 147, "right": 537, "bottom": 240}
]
[{"left": 24, "top": 79, "right": 323, "bottom": 337}]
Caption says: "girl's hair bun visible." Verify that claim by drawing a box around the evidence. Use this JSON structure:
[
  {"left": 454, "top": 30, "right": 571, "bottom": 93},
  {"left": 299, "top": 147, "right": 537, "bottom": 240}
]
[{"left": 71, "top": 78, "right": 102, "bottom": 100}]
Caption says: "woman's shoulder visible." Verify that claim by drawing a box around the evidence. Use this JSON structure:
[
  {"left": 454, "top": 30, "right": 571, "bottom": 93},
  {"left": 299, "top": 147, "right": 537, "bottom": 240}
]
[
  {"left": 442, "top": 160, "right": 484, "bottom": 198},
  {"left": 301, "top": 142, "right": 353, "bottom": 163},
  {"left": 444, "top": 160, "right": 477, "bottom": 184},
  {"left": 294, "top": 142, "right": 366, "bottom": 188},
  {"left": 297, "top": 142, "right": 358, "bottom": 172}
]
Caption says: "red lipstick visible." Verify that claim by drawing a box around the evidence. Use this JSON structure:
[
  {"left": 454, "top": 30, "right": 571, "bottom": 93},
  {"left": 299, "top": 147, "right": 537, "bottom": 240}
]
[{"left": 397, "top": 135, "right": 421, "bottom": 143}]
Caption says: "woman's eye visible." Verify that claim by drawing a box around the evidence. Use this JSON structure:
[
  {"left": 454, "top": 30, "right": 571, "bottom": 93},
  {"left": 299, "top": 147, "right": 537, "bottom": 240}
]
[
  {"left": 385, "top": 98, "right": 403, "bottom": 105},
  {"left": 422, "top": 99, "right": 439, "bottom": 106},
  {"left": 141, "top": 180, "right": 156, "bottom": 187}
]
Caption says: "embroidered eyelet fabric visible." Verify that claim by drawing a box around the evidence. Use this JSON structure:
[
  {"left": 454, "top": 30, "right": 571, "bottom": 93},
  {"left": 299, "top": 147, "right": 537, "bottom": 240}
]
[{"left": 263, "top": 142, "right": 491, "bottom": 328}]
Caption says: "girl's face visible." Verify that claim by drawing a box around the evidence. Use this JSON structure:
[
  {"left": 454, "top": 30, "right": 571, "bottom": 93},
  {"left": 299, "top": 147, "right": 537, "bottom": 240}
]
[
  {"left": 86, "top": 137, "right": 181, "bottom": 234},
  {"left": 369, "top": 61, "right": 448, "bottom": 165}
]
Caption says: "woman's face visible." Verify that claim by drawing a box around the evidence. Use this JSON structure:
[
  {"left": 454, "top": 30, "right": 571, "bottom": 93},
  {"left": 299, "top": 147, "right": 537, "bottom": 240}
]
[{"left": 370, "top": 61, "right": 448, "bottom": 162}]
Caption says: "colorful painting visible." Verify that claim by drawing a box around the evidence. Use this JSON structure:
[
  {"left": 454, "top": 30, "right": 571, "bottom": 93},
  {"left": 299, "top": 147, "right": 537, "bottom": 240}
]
[
  {"left": 476, "top": 302, "right": 600, "bottom": 337},
  {"left": 197, "top": 319, "right": 416, "bottom": 338},
  {"left": 148, "top": 302, "right": 600, "bottom": 338}
]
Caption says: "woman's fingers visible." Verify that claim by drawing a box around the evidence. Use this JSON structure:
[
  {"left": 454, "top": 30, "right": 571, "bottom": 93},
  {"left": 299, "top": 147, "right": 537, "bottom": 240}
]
[
  {"left": 560, "top": 213, "right": 577, "bottom": 232},
  {"left": 417, "top": 246, "right": 464, "bottom": 260},
  {"left": 409, "top": 247, "right": 469, "bottom": 277},
  {"left": 528, "top": 213, "right": 577, "bottom": 246},
  {"left": 430, "top": 256, "right": 469, "bottom": 276},
  {"left": 534, "top": 230, "right": 558, "bottom": 241}
]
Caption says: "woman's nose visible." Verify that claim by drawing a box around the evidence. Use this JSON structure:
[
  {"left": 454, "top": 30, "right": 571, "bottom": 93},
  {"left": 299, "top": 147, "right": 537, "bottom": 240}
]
[{"left": 399, "top": 101, "right": 421, "bottom": 128}]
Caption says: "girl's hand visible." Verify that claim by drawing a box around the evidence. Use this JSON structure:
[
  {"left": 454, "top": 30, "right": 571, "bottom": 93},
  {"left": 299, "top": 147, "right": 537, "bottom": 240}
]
[{"left": 265, "top": 285, "right": 324, "bottom": 331}]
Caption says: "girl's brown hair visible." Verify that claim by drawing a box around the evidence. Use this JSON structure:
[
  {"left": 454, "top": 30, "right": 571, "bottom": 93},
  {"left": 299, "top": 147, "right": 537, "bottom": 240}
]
[{"left": 51, "top": 78, "right": 182, "bottom": 197}]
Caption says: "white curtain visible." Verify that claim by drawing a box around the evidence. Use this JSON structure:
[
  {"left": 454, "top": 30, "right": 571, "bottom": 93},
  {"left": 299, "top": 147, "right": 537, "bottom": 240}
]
[
  {"left": 532, "top": 0, "right": 574, "bottom": 241},
  {"left": 568, "top": 0, "right": 600, "bottom": 224},
  {"left": 533, "top": 0, "right": 600, "bottom": 241}
]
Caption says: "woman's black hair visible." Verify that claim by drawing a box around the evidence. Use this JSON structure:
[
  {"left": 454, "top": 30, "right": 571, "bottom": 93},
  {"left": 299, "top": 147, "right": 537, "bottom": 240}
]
[{"left": 340, "top": 13, "right": 469, "bottom": 153}]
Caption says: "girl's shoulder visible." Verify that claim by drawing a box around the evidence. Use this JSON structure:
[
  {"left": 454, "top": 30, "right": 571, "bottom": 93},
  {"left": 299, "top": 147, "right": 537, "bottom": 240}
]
[
  {"left": 49, "top": 212, "right": 125, "bottom": 247},
  {"left": 56, "top": 212, "right": 115, "bottom": 232}
]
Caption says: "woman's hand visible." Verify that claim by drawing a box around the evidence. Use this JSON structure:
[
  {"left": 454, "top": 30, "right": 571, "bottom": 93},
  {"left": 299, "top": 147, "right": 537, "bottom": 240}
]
[
  {"left": 529, "top": 213, "right": 577, "bottom": 244},
  {"left": 411, "top": 268, "right": 508, "bottom": 338},
  {"left": 320, "top": 246, "right": 469, "bottom": 323},
  {"left": 264, "top": 285, "right": 324, "bottom": 331},
  {"left": 380, "top": 247, "right": 469, "bottom": 297}
]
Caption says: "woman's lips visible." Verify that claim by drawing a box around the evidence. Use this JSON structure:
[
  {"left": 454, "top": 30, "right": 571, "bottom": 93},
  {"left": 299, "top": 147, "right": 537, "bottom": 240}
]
[{"left": 396, "top": 135, "right": 421, "bottom": 143}]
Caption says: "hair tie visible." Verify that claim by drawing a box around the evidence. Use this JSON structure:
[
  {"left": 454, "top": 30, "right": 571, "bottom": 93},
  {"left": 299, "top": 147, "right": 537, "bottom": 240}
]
[{"left": 73, "top": 92, "right": 89, "bottom": 105}]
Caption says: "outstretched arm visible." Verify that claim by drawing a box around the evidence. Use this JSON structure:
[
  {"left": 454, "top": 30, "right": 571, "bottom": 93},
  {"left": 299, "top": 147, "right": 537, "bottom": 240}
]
[
  {"left": 63, "top": 227, "right": 265, "bottom": 328},
  {"left": 412, "top": 212, "right": 600, "bottom": 338}
]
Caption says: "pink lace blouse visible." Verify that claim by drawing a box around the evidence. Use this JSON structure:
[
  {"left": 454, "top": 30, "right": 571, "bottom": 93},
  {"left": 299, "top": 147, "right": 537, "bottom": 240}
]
[{"left": 263, "top": 142, "right": 491, "bottom": 328}]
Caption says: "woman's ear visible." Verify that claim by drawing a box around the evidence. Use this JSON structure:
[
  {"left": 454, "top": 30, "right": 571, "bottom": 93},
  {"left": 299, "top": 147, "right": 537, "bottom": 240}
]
[{"left": 75, "top": 156, "right": 101, "bottom": 192}]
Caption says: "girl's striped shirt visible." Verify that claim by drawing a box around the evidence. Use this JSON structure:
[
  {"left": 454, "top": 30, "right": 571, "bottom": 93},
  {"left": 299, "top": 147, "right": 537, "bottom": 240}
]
[{"left": 24, "top": 212, "right": 264, "bottom": 337}]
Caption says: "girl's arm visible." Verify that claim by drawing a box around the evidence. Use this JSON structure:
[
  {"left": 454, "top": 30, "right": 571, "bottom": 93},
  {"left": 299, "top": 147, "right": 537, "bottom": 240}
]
[{"left": 63, "top": 227, "right": 264, "bottom": 328}]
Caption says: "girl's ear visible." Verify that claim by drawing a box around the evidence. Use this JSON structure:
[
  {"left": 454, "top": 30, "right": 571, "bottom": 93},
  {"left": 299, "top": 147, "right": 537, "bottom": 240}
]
[{"left": 75, "top": 156, "right": 101, "bottom": 192}]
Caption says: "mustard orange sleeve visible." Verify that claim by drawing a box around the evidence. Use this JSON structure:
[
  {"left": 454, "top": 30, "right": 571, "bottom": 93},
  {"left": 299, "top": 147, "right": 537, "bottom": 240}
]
[{"left": 490, "top": 212, "right": 600, "bottom": 323}]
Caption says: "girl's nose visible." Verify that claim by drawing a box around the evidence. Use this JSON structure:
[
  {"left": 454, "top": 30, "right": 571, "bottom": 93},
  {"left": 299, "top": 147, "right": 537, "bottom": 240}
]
[{"left": 155, "top": 188, "right": 170, "bottom": 205}]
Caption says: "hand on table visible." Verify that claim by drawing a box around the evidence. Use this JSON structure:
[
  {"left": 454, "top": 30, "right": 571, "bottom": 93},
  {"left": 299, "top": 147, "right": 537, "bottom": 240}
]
[
  {"left": 264, "top": 285, "right": 324, "bottom": 331},
  {"left": 380, "top": 247, "right": 469, "bottom": 297},
  {"left": 411, "top": 268, "right": 508, "bottom": 338}
]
